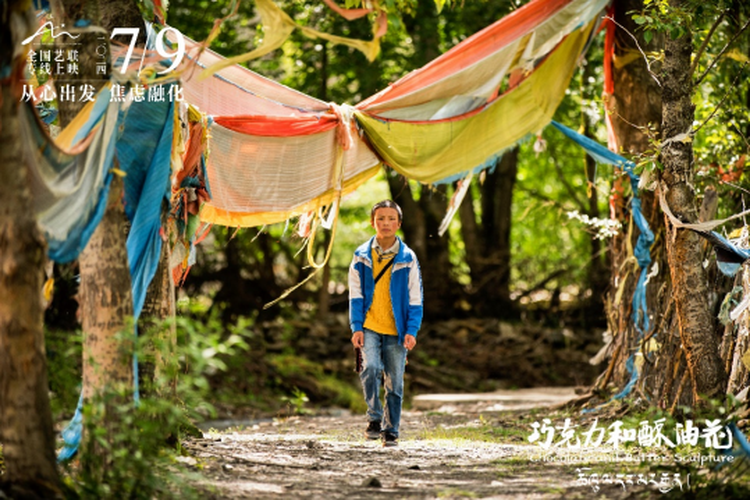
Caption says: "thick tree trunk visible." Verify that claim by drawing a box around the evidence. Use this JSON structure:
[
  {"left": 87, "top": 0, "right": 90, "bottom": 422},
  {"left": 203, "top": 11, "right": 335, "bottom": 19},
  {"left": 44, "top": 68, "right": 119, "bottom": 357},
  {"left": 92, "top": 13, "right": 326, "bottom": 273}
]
[
  {"left": 0, "top": 19, "right": 63, "bottom": 495},
  {"left": 53, "top": 0, "right": 146, "bottom": 398},
  {"left": 78, "top": 176, "right": 135, "bottom": 397},
  {"left": 50, "top": 0, "right": 144, "bottom": 464},
  {"left": 603, "top": 0, "right": 667, "bottom": 396},
  {"left": 659, "top": 10, "right": 726, "bottom": 401}
]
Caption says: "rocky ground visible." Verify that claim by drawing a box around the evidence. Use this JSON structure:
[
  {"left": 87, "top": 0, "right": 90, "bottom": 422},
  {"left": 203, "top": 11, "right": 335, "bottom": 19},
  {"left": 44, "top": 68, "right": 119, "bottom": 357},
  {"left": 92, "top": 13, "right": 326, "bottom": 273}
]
[{"left": 180, "top": 390, "right": 694, "bottom": 500}]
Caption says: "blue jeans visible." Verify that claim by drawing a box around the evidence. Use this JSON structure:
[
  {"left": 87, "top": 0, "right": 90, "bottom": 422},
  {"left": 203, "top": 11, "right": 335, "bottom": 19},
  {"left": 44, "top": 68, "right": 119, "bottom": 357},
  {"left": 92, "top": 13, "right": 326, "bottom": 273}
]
[{"left": 360, "top": 328, "right": 407, "bottom": 437}]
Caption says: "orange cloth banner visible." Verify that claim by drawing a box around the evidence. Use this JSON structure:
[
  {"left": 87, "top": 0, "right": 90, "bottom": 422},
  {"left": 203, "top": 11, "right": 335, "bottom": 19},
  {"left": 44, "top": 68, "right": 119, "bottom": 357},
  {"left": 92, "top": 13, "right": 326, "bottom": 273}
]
[{"left": 213, "top": 115, "right": 338, "bottom": 137}]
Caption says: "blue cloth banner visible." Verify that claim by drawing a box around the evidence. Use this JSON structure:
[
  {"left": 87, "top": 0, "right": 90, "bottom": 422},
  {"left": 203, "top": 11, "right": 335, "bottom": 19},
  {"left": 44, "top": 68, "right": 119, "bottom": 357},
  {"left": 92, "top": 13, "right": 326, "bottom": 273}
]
[
  {"left": 58, "top": 86, "right": 175, "bottom": 461},
  {"left": 551, "top": 120, "right": 654, "bottom": 404}
]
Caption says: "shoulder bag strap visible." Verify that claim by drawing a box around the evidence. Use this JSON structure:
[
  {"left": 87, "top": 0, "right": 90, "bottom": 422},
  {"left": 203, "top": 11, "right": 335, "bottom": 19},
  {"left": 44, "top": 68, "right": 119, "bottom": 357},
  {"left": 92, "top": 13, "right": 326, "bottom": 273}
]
[{"left": 374, "top": 257, "right": 396, "bottom": 285}]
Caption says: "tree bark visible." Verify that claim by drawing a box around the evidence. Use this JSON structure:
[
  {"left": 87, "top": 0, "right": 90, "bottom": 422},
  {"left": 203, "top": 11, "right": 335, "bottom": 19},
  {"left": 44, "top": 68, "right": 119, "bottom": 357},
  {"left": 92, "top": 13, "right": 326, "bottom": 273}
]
[
  {"left": 139, "top": 233, "right": 177, "bottom": 397},
  {"left": 659, "top": 6, "right": 726, "bottom": 401},
  {"left": 53, "top": 0, "right": 146, "bottom": 398},
  {"left": 78, "top": 177, "right": 135, "bottom": 397},
  {"left": 49, "top": 1, "right": 144, "bottom": 465},
  {"left": 0, "top": 6, "right": 63, "bottom": 493},
  {"left": 603, "top": 0, "right": 666, "bottom": 395}
]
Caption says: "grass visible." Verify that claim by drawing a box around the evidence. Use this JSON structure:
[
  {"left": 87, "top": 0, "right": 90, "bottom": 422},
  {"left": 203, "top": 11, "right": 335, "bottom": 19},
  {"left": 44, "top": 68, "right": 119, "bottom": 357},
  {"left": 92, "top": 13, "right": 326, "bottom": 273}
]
[
  {"left": 418, "top": 425, "right": 519, "bottom": 443},
  {"left": 540, "top": 486, "right": 566, "bottom": 494},
  {"left": 436, "top": 488, "right": 478, "bottom": 498},
  {"left": 492, "top": 456, "right": 533, "bottom": 478},
  {"left": 417, "top": 415, "right": 531, "bottom": 444}
]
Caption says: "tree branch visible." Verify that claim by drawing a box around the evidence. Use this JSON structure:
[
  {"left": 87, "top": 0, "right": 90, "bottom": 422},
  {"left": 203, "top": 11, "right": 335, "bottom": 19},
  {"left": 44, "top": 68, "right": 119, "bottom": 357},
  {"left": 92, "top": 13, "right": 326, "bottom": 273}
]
[
  {"left": 552, "top": 157, "right": 588, "bottom": 213},
  {"left": 604, "top": 15, "right": 661, "bottom": 87},
  {"left": 515, "top": 184, "right": 574, "bottom": 213},
  {"left": 513, "top": 268, "right": 569, "bottom": 301},
  {"left": 690, "top": 10, "right": 727, "bottom": 78},
  {"left": 693, "top": 60, "right": 749, "bottom": 135},
  {"left": 695, "top": 16, "right": 750, "bottom": 86},
  {"left": 730, "top": 123, "right": 750, "bottom": 151}
]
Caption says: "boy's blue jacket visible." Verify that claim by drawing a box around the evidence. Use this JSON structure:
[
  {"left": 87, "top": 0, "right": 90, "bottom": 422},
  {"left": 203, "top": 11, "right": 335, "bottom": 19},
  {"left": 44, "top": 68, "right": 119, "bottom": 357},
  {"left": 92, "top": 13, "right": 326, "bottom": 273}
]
[{"left": 348, "top": 236, "right": 423, "bottom": 343}]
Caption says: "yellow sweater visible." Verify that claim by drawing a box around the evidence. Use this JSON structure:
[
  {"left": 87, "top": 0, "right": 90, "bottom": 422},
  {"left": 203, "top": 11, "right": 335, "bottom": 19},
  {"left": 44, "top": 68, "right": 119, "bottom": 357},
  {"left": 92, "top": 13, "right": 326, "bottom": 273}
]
[{"left": 364, "top": 253, "right": 397, "bottom": 336}]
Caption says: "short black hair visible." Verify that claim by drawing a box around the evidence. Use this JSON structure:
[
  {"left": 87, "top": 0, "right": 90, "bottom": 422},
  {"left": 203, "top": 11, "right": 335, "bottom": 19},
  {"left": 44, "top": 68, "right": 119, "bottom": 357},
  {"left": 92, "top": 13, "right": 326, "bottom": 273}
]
[{"left": 370, "top": 200, "right": 403, "bottom": 222}]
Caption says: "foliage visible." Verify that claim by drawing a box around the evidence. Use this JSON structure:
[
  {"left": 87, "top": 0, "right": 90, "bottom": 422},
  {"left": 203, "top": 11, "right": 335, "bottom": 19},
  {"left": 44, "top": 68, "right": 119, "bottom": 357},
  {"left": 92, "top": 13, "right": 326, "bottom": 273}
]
[
  {"left": 63, "top": 387, "right": 203, "bottom": 499},
  {"left": 169, "top": 305, "right": 253, "bottom": 419},
  {"left": 281, "top": 387, "right": 311, "bottom": 415},
  {"left": 270, "top": 353, "right": 367, "bottom": 413},
  {"left": 46, "top": 327, "right": 84, "bottom": 420},
  {"left": 54, "top": 312, "right": 255, "bottom": 497},
  {"left": 691, "top": 11, "right": 750, "bottom": 223},
  {"left": 512, "top": 136, "right": 604, "bottom": 294},
  {"left": 630, "top": 0, "right": 693, "bottom": 42},
  {"left": 566, "top": 210, "right": 622, "bottom": 240},
  {"left": 628, "top": 2, "right": 750, "bottom": 224}
]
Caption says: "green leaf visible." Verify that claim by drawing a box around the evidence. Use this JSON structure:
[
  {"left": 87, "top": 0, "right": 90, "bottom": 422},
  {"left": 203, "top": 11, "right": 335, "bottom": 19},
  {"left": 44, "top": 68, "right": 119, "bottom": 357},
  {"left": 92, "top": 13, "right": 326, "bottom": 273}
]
[
  {"left": 643, "top": 30, "right": 653, "bottom": 44},
  {"left": 434, "top": 0, "right": 447, "bottom": 14}
]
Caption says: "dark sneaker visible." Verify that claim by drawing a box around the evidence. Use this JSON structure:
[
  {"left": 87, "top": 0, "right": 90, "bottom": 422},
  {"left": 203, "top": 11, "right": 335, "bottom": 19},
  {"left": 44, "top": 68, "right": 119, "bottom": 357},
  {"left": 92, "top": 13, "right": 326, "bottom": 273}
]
[
  {"left": 365, "top": 421, "right": 381, "bottom": 440},
  {"left": 382, "top": 432, "right": 398, "bottom": 447}
]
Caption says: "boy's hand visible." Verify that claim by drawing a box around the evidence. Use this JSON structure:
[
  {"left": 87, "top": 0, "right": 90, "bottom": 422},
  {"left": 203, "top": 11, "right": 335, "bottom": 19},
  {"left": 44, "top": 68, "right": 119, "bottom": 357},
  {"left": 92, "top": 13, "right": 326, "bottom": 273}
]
[
  {"left": 404, "top": 334, "right": 417, "bottom": 351},
  {"left": 351, "top": 330, "right": 364, "bottom": 348}
]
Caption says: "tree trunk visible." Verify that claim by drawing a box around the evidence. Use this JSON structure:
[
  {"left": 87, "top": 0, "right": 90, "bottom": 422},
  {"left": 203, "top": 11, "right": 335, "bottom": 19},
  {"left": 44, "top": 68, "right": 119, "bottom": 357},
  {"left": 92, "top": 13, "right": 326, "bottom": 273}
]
[
  {"left": 316, "top": 41, "right": 331, "bottom": 321},
  {"left": 53, "top": 0, "right": 146, "bottom": 397},
  {"left": 50, "top": 0, "right": 144, "bottom": 464},
  {"left": 459, "top": 149, "right": 518, "bottom": 318},
  {"left": 659, "top": 6, "right": 726, "bottom": 401},
  {"left": 316, "top": 230, "right": 332, "bottom": 320},
  {"left": 78, "top": 176, "right": 135, "bottom": 397},
  {"left": 0, "top": 8, "right": 63, "bottom": 493},
  {"left": 139, "top": 235, "right": 177, "bottom": 397},
  {"left": 602, "top": 0, "right": 667, "bottom": 397}
]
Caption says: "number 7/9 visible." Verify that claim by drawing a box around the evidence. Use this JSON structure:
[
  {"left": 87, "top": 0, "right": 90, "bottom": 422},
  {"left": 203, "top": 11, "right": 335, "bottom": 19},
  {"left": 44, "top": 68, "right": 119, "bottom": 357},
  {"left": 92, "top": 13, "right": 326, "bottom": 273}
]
[{"left": 110, "top": 26, "right": 185, "bottom": 76}]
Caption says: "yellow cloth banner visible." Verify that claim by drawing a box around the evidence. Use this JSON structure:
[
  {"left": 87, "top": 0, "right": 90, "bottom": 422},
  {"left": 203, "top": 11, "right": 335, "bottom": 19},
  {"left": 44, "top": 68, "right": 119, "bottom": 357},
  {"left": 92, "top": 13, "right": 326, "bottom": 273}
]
[
  {"left": 200, "top": 165, "right": 379, "bottom": 227},
  {"left": 200, "top": 0, "right": 381, "bottom": 80},
  {"left": 354, "top": 20, "right": 595, "bottom": 184}
]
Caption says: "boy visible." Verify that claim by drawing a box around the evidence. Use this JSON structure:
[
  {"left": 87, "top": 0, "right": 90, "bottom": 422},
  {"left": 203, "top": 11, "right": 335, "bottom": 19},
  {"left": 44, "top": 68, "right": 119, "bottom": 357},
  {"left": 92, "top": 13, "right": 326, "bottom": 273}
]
[{"left": 348, "top": 200, "right": 423, "bottom": 447}]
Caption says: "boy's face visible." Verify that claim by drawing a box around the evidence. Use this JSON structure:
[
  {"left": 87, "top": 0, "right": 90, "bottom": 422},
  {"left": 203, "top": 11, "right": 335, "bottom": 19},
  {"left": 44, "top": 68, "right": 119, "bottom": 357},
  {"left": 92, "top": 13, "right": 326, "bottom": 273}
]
[{"left": 371, "top": 207, "right": 401, "bottom": 240}]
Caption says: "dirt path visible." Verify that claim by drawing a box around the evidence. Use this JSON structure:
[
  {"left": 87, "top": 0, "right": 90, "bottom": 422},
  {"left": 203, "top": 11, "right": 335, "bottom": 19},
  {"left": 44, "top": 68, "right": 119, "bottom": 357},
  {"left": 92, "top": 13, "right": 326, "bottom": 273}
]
[{"left": 182, "top": 390, "right": 681, "bottom": 499}]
